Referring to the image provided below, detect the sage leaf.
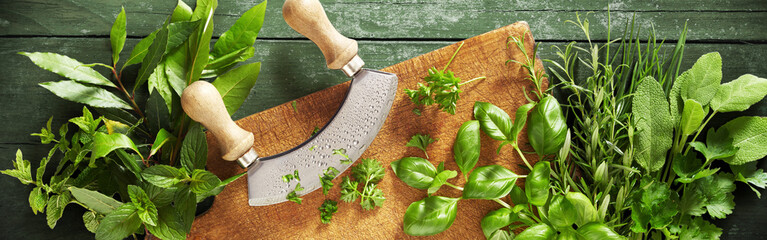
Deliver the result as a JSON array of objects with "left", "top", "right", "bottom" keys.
[
  {"left": 473, "top": 101, "right": 512, "bottom": 141},
  {"left": 577, "top": 222, "right": 626, "bottom": 240},
  {"left": 39, "top": 80, "right": 131, "bottom": 109},
  {"left": 212, "top": 0, "right": 266, "bottom": 58},
  {"left": 391, "top": 157, "right": 437, "bottom": 190},
  {"left": 142, "top": 165, "right": 185, "bottom": 188},
  {"left": 680, "top": 99, "right": 706, "bottom": 136},
  {"left": 127, "top": 185, "right": 158, "bottom": 226},
  {"left": 29, "top": 186, "right": 48, "bottom": 215},
  {"left": 427, "top": 170, "right": 457, "bottom": 195},
  {"left": 453, "top": 120, "right": 480, "bottom": 177},
  {"left": 83, "top": 211, "right": 100, "bottom": 233},
  {"left": 669, "top": 74, "right": 687, "bottom": 124},
  {"left": 19, "top": 52, "right": 115, "bottom": 88},
  {"left": 212, "top": 62, "right": 261, "bottom": 115},
  {"left": 46, "top": 193, "right": 71, "bottom": 229},
  {"left": 510, "top": 102, "right": 536, "bottom": 141},
  {"left": 170, "top": 0, "right": 193, "bottom": 23},
  {"left": 91, "top": 132, "right": 139, "bottom": 159},
  {"left": 721, "top": 116, "right": 767, "bottom": 165},
  {"left": 632, "top": 76, "right": 673, "bottom": 172},
  {"left": 181, "top": 124, "right": 208, "bottom": 173},
  {"left": 515, "top": 223, "right": 556, "bottom": 239},
  {"left": 463, "top": 165, "right": 519, "bottom": 199},
  {"left": 95, "top": 202, "right": 141, "bottom": 240},
  {"left": 189, "top": 169, "right": 221, "bottom": 194},
  {"left": 69, "top": 187, "right": 122, "bottom": 215},
  {"left": 110, "top": 7, "right": 127, "bottom": 64},
  {"left": 528, "top": 95, "right": 567, "bottom": 156},
  {"left": 134, "top": 23, "right": 169, "bottom": 93},
  {"left": 123, "top": 30, "right": 157, "bottom": 68},
  {"left": 481, "top": 208, "right": 518, "bottom": 238},
  {"left": 710, "top": 74, "right": 767, "bottom": 112},
  {"left": 525, "top": 161, "right": 550, "bottom": 206},
  {"left": 150, "top": 128, "right": 175, "bottom": 157},
  {"left": 146, "top": 206, "right": 187, "bottom": 240},
  {"left": 403, "top": 196, "right": 459, "bottom": 236},
  {"left": 680, "top": 52, "right": 722, "bottom": 106}
]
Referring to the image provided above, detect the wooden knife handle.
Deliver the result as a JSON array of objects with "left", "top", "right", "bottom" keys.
[
  {"left": 181, "top": 81, "right": 254, "bottom": 161},
  {"left": 283, "top": 0, "right": 358, "bottom": 70}
]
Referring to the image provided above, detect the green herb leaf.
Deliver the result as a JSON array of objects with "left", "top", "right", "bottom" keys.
[
  {"left": 680, "top": 52, "right": 722, "bottom": 106},
  {"left": 730, "top": 162, "right": 767, "bottom": 198},
  {"left": 39, "top": 81, "right": 131, "bottom": 109},
  {"left": 515, "top": 223, "right": 556, "bottom": 239},
  {"left": 1, "top": 149, "right": 33, "bottom": 184},
  {"left": 29, "top": 187, "right": 48, "bottom": 215},
  {"left": 488, "top": 230, "right": 513, "bottom": 240},
  {"left": 391, "top": 157, "right": 437, "bottom": 189},
  {"left": 83, "top": 211, "right": 100, "bottom": 233},
  {"left": 565, "top": 191, "right": 599, "bottom": 227},
  {"left": 360, "top": 184, "right": 385, "bottom": 210},
  {"left": 147, "top": 61, "right": 174, "bottom": 113},
  {"left": 680, "top": 99, "right": 706, "bottom": 136},
  {"left": 95, "top": 202, "right": 141, "bottom": 240},
  {"left": 69, "top": 187, "right": 122, "bottom": 215},
  {"left": 127, "top": 185, "right": 158, "bottom": 226},
  {"left": 510, "top": 102, "right": 536, "bottom": 141},
  {"left": 480, "top": 208, "right": 518, "bottom": 238},
  {"left": 453, "top": 120, "right": 480, "bottom": 177},
  {"left": 632, "top": 76, "right": 673, "bottom": 172},
  {"left": 189, "top": 169, "right": 221, "bottom": 194},
  {"left": 669, "top": 73, "right": 687, "bottom": 124},
  {"left": 110, "top": 7, "right": 127, "bottom": 64},
  {"left": 286, "top": 183, "right": 303, "bottom": 204},
  {"left": 680, "top": 217, "right": 722, "bottom": 240},
  {"left": 577, "top": 222, "right": 626, "bottom": 240},
  {"left": 134, "top": 22, "right": 169, "bottom": 93},
  {"left": 473, "top": 102, "right": 512, "bottom": 141},
  {"left": 528, "top": 95, "right": 567, "bottom": 156},
  {"left": 463, "top": 165, "right": 519, "bottom": 199},
  {"left": 166, "top": 21, "right": 199, "bottom": 55},
  {"left": 187, "top": 0, "right": 217, "bottom": 83},
  {"left": 672, "top": 152, "right": 704, "bottom": 180},
  {"left": 150, "top": 129, "right": 174, "bottom": 157},
  {"left": 403, "top": 196, "right": 459, "bottom": 236},
  {"left": 180, "top": 124, "right": 208, "bottom": 173},
  {"left": 406, "top": 133, "right": 436, "bottom": 158},
  {"left": 319, "top": 199, "right": 338, "bottom": 224},
  {"left": 630, "top": 177, "right": 679, "bottom": 232},
  {"left": 142, "top": 165, "right": 185, "bottom": 188},
  {"left": 211, "top": 0, "right": 266, "bottom": 58},
  {"left": 427, "top": 170, "right": 457, "bottom": 195},
  {"left": 339, "top": 176, "right": 359, "bottom": 202},
  {"left": 123, "top": 30, "right": 157, "bottom": 68},
  {"left": 351, "top": 158, "right": 385, "bottom": 184},
  {"left": 212, "top": 62, "right": 261, "bottom": 115},
  {"left": 710, "top": 74, "right": 767, "bottom": 112},
  {"left": 547, "top": 195, "right": 577, "bottom": 228},
  {"left": 19, "top": 52, "right": 115, "bottom": 88},
  {"left": 332, "top": 148, "right": 351, "bottom": 164},
  {"left": 509, "top": 185, "right": 527, "bottom": 205},
  {"left": 46, "top": 192, "right": 71, "bottom": 229},
  {"left": 688, "top": 173, "right": 736, "bottom": 219},
  {"left": 31, "top": 117, "right": 56, "bottom": 144},
  {"left": 146, "top": 206, "right": 187, "bottom": 240},
  {"left": 174, "top": 187, "right": 196, "bottom": 232},
  {"left": 320, "top": 167, "right": 340, "bottom": 195},
  {"left": 91, "top": 132, "right": 140, "bottom": 159},
  {"left": 525, "top": 161, "right": 551, "bottom": 206},
  {"left": 690, "top": 128, "right": 738, "bottom": 161},
  {"left": 721, "top": 116, "right": 767, "bottom": 165}
]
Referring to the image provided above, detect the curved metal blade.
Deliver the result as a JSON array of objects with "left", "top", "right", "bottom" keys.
[{"left": 247, "top": 69, "right": 398, "bottom": 206}]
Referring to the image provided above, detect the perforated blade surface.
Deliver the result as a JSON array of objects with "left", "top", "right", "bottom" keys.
[{"left": 247, "top": 69, "right": 398, "bottom": 206}]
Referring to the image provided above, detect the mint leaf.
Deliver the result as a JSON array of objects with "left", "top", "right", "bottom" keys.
[
  {"left": 19, "top": 52, "right": 115, "bottom": 88},
  {"left": 69, "top": 107, "right": 101, "bottom": 134},
  {"left": 174, "top": 187, "right": 196, "bottom": 232},
  {"left": 721, "top": 116, "right": 767, "bottom": 165},
  {"left": 189, "top": 169, "right": 221, "bottom": 194},
  {"left": 128, "top": 185, "right": 158, "bottom": 226},
  {"left": 29, "top": 187, "right": 48, "bottom": 215},
  {"left": 83, "top": 211, "right": 101, "bottom": 233},
  {"left": 142, "top": 165, "right": 185, "bottom": 188},
  {"left": 211, "top": 62, "right": 261, "bottom": 115},
  {"left": 1, "top": 149, "right": 33, "bottom": 184},
  {"left": 110, "top": 7, "right": 127, "bottom": 64},
  {"left": 633, "top": 76, "right": 673, "bottom": 172},
  {"left": 146, "top": 206, "right": 187, "bottom": 240},
  {"left": 406, "top": 133, "right": 436, "bottom": 158},
  {"left": 69, "top": 187, "right": 122, "bottom": 215},
  {"left": 710, "top": 74, "right": 767, "bottom": 112},
  {"left": 39, "top": 80, "right": 131, "bottom": 109},
  {"left": 31, "top": 117, "right": 56, "bottom": 144},
  {"left": 95, "top": 202, "right": 142, "bottom": 240},
  {"left": 180, "top": 124, "right": 207, "bottom": 173},
  {"left": 150, "top": 128, "right": 175, "bottom": 157},
  {"left": 92, "top": 132, "right": 140, "bottom": 160},
  {"left": 680, "top": 52, "right": 722, "bottom": 106},
  {"left": 46, "top": 192, "right": 72, "bottom": 229}
]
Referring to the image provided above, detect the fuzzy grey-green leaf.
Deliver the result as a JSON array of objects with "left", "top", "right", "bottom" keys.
[
  {"left": 633, "top": 76, "right": 673, "bottom": 172},
  {"left": 722, "top": 116, "right": 767, "bottom": 165},
  {"left": 39, "top": 80, "right": 131, "bottom": 109},
  {"left": 710, "top": 74, "right": 767, "bottom": 112},
  {"left": 20, "top": 52, "right": 115, "bottom": 88}
]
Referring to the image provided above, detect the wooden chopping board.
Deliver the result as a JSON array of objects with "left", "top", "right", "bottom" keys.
[{"left": 189, "top": 21, "right": 546, "bottom": 239}]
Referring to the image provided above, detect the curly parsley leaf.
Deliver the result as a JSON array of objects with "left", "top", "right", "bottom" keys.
[
  {"left": 361, "top": 184, "right": 385, "bottom": 210},
  {"left": 332, "top": 148, "right": 352, "bottom": 164},
  {"left": 352, "top": 158, "right": 385, "bottom": 184},
  {"left": 339, "top": 176, "right": 359, "bottom": 203},
  {"left": 406, "top": 133, "right": 436, "bottom": 159},
  {"left": 319, "top": 199, "right": 338, "bottom": 224},
  {"left": 320, "top": 167, "right": 340, "bottom": 195},
  {"left": 286, "top": 183, "right": 304, "bottom": 204}
]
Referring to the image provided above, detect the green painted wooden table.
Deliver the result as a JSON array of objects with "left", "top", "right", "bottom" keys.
[{"left": 1, "top": 0, "right": 765, "bottom": 239}]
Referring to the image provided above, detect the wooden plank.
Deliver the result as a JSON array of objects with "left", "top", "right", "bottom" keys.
[{"left": 1, "top": 0, "right": 766, "bottom": 41}]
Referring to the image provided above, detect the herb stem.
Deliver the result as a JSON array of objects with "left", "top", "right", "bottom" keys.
[
  {"left": 443, "top": 41, "right": 465, "bottom": 72},
  {"left": 112, "top": 65, "right": 145, "bottom": 119},
  {"left": 513, "top": 144, "right": 534, "bottom": 170},
  {"left": 445, "top": 182, "right": 463, "bottom": 191},
  {"left": 493, "top": 198, "right": 511, "bottom": 209},
  {"left": 458, "top": 76, "right": 486, "bottom": 86}
]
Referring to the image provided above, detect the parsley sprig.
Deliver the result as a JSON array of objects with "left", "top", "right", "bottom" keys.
[
  {"left": 318, "top": 199, "right": 339, "bottom": 224},
  {"left": 340, "top": 158, "right": 386, "bottom": 210}
]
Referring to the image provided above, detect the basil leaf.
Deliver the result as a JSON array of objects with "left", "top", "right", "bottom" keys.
[
  {"left": 528, "top": 95, "right": 567, "bottom": 156},
  {"left": 525, "top": 161, "right": 550, "bottom": 206},
  {"left": 390, "top": 157, "right": 437, "bottom": 190},
  {"left": 510, "top": 102, "right": 536, "bottom": 141},
  {"left": 127, "top": 185, "right": 158, "bottom": 226},
  {"left": 189, "top": 169, "right": 221, "bottom": 194},
  {"left": 710, "top": 74, "right": 767, "bottom": 112},
  {"left": 403, "top": 196, "right": 459, "bottom": 236},
  {"left": 46, "top": 193, "right": 71, "bottom": 229},
  {"left": 180, "top": 124, "right": 207, "bottom": 173},
  {"left": 69, "top": 187, "right": 122, "bottom": 215},
  {"left": 146, "top": 206, "right": 187, "bottom": 240},
  {"left": 463, "top": 165, "right": 519, "bottom": 199},
  {"left": 91, "top": 132, "right": 140, "bottom": 159},
  {"left": 95, "top": 202, "right": 142, "bottom": 240},
  {"left": 170, "top": 0, "right": 193, "bottom": 23},
  {"left": 669, "top": 72, "right": 687, "bottom": 124},
  {"left": 577, "top": 222, "right": 625, "bottom": 240},
  {"left": 427, "top": 170, "right": 457, "bottom": 195},
  {"left": 473, "top": 101, "right": 512, "bottom": 141},
  {"left": 123, "top": 30, "right": 157, "bottom": 68},
  {"left": 110, "top": 7, "right": 127, "bottom": 64},
  {"left": 19, "top": 52, "right": 115, "bottom": 88},
  {"left": 453, "top": 120, "right": 480, "bottom": 177},
  {"left": 514, "top": 223, "right": 555, "bottom": 240},
  {"left": 547, "top": 195, "right": 577, "bottom": 228},
  {"left": 212, "top": 0, "right": 266, "bottom": 58},
  {"left": 680, "top": 52, "right": 722, "bottom": 107},
  {"left": 134, "top": 22, "right": 169, "bottom": 93},
  {"left": 39, "top": 80, "right": 131, "bottom": 109},
  {"left": 481, "top": 208, "right": 518, "bottom": 238},
  {"left": 680, "top": 99, "right": 706, "bottom": 136},
  {"left": 564, "top": 192, "right": 598, "bottom": 227},
  {"left": 632, "top": 76, "right": 673, "bottom": 172},
  {"left": 509, "top": 185, "right": 527, "bottom": 205},
  {"left": 721, "top": 116, "right": 767, "bottom": 165},
  {"left": 142, "top": 165, "right": 185, "bottom": 188},
  {"left": 29, "top": 186, "right": 48, "bottom": 215},
  {"left": 211, "top": 62, "right": 261, "bottom": 115}
]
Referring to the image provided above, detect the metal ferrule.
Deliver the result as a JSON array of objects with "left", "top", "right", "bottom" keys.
[
  {"left": 340, "top": 54, "right": 365, "bottom": 77},
  {"left": 237, "top": 148, "right": 260, "bottom": 169}
]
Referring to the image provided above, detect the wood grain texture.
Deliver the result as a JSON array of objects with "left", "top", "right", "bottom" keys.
[
  {"left": 188, "top": 22, "right": 542, "bottom": 239},
  {"left": 2, "top": 0, "right": 766, "bottom": 41}
]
